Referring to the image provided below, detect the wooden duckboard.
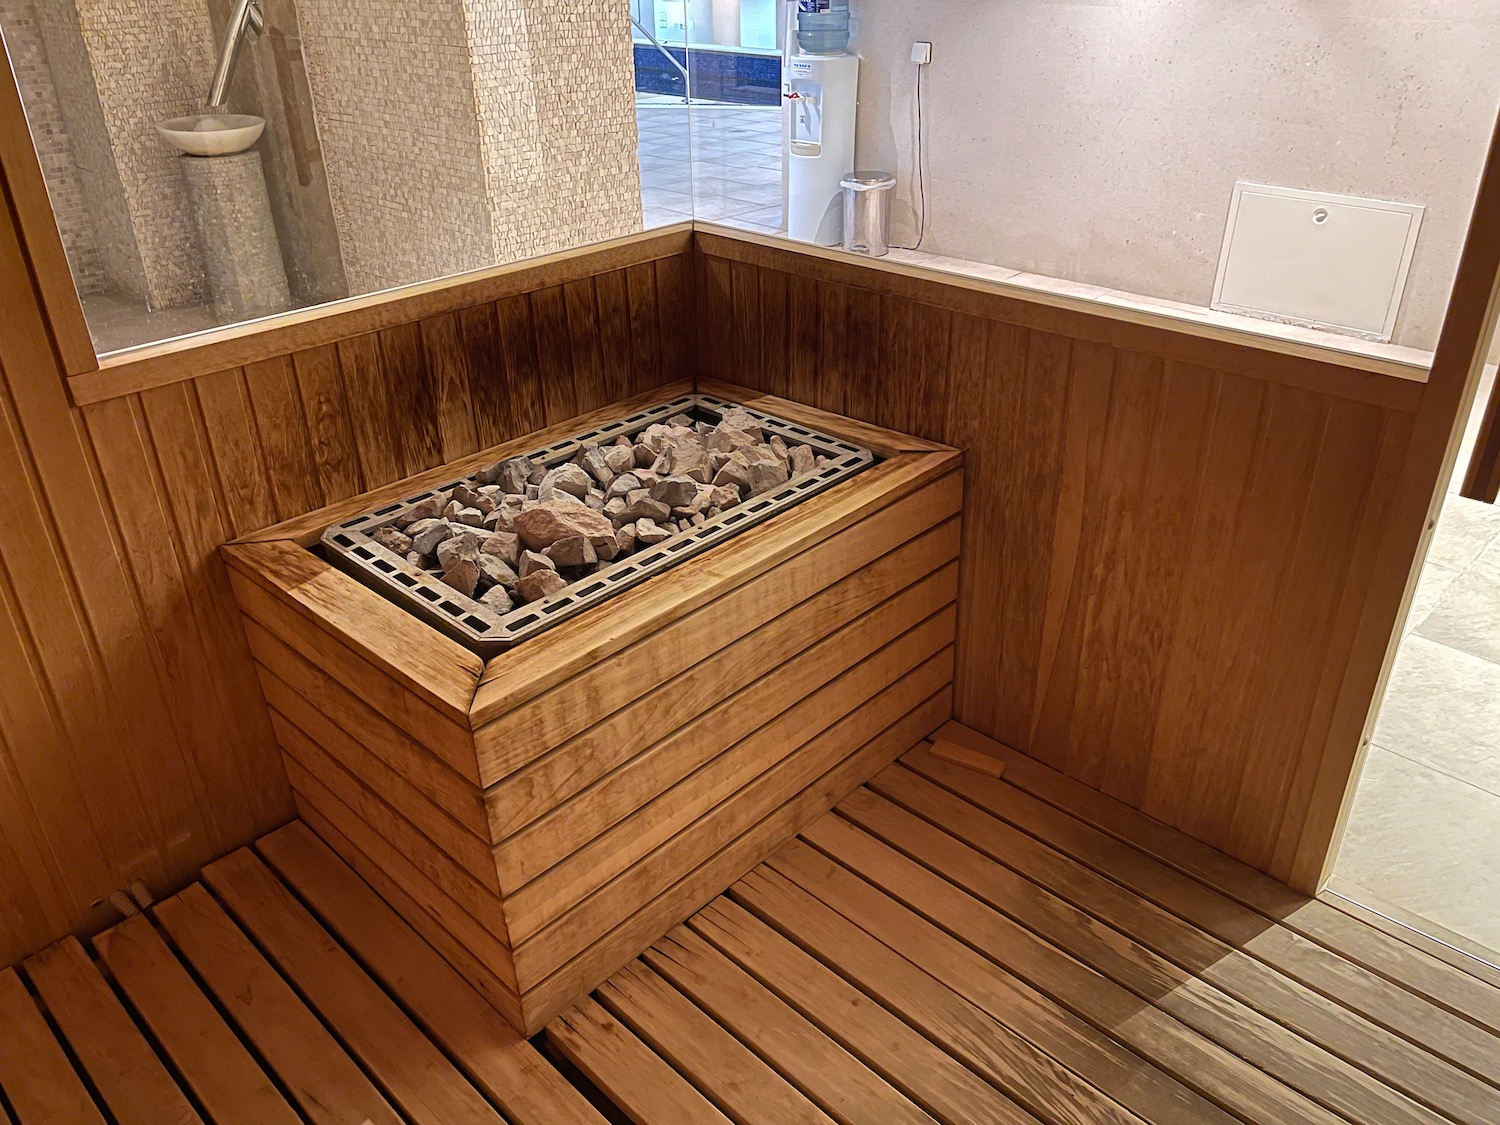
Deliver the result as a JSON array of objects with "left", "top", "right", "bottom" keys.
[{"left": 221, "top": 382, "right": 963, "bottom": 1033}]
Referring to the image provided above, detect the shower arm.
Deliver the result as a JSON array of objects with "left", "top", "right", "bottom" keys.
[{"left": 207, "top": 0, "right": 265, "bottom": 111}]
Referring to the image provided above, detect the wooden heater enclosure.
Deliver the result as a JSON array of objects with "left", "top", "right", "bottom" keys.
[{"left": 221, "top": 379, "right": 962, "bottom": 1033}]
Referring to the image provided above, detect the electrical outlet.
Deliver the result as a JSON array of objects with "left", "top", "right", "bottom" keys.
[{"left": 911, "top": 41, "right": 932, "bottom": 65}]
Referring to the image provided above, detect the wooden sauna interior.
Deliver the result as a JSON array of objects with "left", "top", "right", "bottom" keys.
[{"left": 5, "top": 45, "right": 1500, "bottom": 1122}]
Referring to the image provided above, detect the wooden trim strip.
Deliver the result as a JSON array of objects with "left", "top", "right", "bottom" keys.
[
  {"left": 695, "top": 230, "right": 1427, "bottom": 412},
  {"left": 697, "top": 378, "right": 952, "bottom": 455},
  {"left": 69, "top": 227, "right": 692, "bottom": 406},
  {"left": 223, "top": 539, "right": 483, "bottom": 721},
  {"left": 0, "top": 54, "right": 95, "bottom": 376}
]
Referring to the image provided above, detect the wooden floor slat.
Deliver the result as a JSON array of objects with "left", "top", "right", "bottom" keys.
[
  {"left": 642, "top": 926, "right": 942, "bottom": 1125},
  {"left": 878, "top": 756, "right": 1499, "bottom": 1118},
  {"left": 932, "top": 722, "right": 1500, "bottom": 1033},
  {"left": 548, "top": 995, "right": 733, "bottom": 1125},
  {"left": 202, "top": 847, "right": 506, "bottom": 1125},
  {"left": 153, "top": 883, "right": 403, "bottom": 1125},
  {"left": 8, "top": 723, "right": 1499, "bottom": 1125},
  {"left": 899, "top": 741, "right": 1500, "bottom": 1090},
  {"left": 0, "top": 966, "right": 108, "bottom": 1125},
  {"left": 93, "top": 914, "right": 302, "bottom": 1125},
  {"left": 550, "top": 728, "right": 1500, "bottom": 1125},
  {"left": 255, "top": 821, "right": 605, "bottom": 1125},
  {"left": 22, "top": 938, "right": 201, "bottom": 1125},
  {"left": 832, "top": 785, "right": 1454, "bottom": 1125},
  {"left": 596, "top": 961, "right": 838, "bottom": 1125}
]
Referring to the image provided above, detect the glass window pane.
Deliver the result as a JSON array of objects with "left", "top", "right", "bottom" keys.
[{"left": 1, "top": 0, "right": 690, "bottom": 355}]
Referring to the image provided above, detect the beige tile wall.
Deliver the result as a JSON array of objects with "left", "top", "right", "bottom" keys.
[
  {"left": 70, "top": 0, "right": 216, "bottom": 307},
  {"left": 1, "top": 0, "right": 104, "bottom": 292},
  {"left": 296, "top": 0, "right": 642, "bottom": 293}
]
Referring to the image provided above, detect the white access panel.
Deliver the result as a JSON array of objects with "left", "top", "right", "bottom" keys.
[{"left": 1211, "top": 182, "right": 1424, "bottom": 342}]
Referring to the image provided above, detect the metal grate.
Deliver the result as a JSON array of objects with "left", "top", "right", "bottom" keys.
[{"left": 320, "top": 394, "right": 878, "bottom": 655}]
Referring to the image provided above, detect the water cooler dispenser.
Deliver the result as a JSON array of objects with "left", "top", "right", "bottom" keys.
[{"left": 785, "top": 4, "right": 859, "bottom": 245}]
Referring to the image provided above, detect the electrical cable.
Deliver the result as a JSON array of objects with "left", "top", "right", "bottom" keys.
[{"left": 893, "top": 58, "right": 927, "bottom": 250}]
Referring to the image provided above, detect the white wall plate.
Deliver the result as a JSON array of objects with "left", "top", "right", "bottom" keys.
[{"left": 1211, "top": 182, "right": 1424, "bottom": 342}]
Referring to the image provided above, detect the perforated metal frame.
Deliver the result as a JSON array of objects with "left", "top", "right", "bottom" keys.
[{"left": 321, "top": 394, "right": 878, "bottom": 655}]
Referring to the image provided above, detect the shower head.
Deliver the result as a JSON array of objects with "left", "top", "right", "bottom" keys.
[{"left": 207, "top": 0, "right": 265, "bottom": 111}]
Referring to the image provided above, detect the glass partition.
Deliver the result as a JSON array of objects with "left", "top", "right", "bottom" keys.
[
  {"left": 1, "top": 0, "right": 691, "bottom": 355},
  {"left": 720, "top": 1, "right": 1500, "bottom": 356}
]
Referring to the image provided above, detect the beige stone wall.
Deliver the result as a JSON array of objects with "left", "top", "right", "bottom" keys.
[
  {"left": 1, "top": 0, "right": 104, "bottom": 292},
  {"left": 70, "top": 0, "right": 216, "bottom": 306},
  {"left": 297, "top": 0, "right": 642, "bottom": 294},
  {"left": 851, "top": 0, "right": 1500, "bottom": 349}
]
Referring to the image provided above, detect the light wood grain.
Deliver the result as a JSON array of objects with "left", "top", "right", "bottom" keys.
[
  {"left": 643, "top": 927, "right": 941, "bottom": 1125},
  {"left": 203, "top": 847, "right": 506, "bottom": 1125},
  {"left": 695, "top": 232, "right": 1435, "bottom": 887},
  {"left": 595, "top": 960, "right": 838, "bottom": 1125},
  {"left": 519, "top": 686, "right": 952, "bottom": 1031},
  {"left": 0, "top": 966, "right": 108, "bottom": 1125},
  {"left": 257, "top": 822, "right": 604, "bottom": 1125},
  {"left": 93, "top": 915, "right": 301, "bottom": 1125},
  {"left": 547, "top": 996, "right": 734, "bottom": 1125},
  {"left": 22, "top": 939, "right": 200, "bottom": 1125},
  {"left": 154, "top": 883, "right": 403, "bottom": 1125}
]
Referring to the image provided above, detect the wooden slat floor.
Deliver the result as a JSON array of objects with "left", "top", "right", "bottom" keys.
[
  {"left": 4, "top": 724, "right": 1500, "bottom": 1125},
  {"left": 549, "top": 725, "right": 1500, "bottom": 1125},
  {"left": 0, "top": 821, "right": 607, "bottom": 1125}
]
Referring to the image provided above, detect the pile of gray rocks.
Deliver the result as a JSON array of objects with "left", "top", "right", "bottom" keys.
[{"left": 368, "top": 408, "right": 827, "bottom": 614}]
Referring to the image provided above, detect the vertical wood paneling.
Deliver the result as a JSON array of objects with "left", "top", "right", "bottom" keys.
[
  {"left": 336, "top": 333, "right": 406, "bottom": 487},
  {"left": 532, "top": 286, "right": 582, "bottom": 424},
  {"left": 563, "top": 279, "right": 610, "bottom": 414},
  {"left": 195, "top": 370, "right": 279, "bottom": 538},
  {"left": 378, "top": 322, "right": 444, "bottom": 475},
  {"left": 694, "top": 246, "right": 1418, "bottom": 879},
  {"left": 242, "top": 356, "right": 325, "bottom": 520},
  {"left": 594, "top": 270, "right": 635, "bottom": 403},
  {"left": 291, "top": 346, "right": 365, "bottom": 505},
  {"left": 0, "top": 230, "right": 694, "bottom": 967},
  {"left": 418, "top": 314, "right": 481, "bottom": 465},
  {"left": 624, "top": 264, "right": 663, "bottom": 395}
]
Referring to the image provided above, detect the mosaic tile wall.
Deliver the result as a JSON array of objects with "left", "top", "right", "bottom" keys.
[
  {"left": 70, "top": 0, "right": 217, "bottom": 308},
  {"left": 296, "top": 0, "right": 642, "bottom": 293},
  {"left": 1, "top": 0, "right": 104, "bottom": 291}
]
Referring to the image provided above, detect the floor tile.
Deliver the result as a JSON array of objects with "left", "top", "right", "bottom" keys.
[
  {"left": 1335, "top": 744, "right": 1500, "bottom": 950},
  {"left": 1425, "top": 493, "right": 1500, "bottom": 572},
  {"left": 1402, "top": 561, "right": 1461, "bottom": 636},
  {"left": 1416, "top": 533, "right": 1500, "bottom": 664},
  {"left": 1370, "top": 633, "right": 1500, "bottom": 795}
]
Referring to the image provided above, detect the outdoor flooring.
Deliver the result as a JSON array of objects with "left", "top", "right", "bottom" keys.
[{"left": 1336, "top": 362, "right": 1500, "bottom": 961}]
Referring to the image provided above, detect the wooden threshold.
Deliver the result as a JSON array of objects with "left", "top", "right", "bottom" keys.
[{"left": 548, "top": 725, "right": 1500, "bottom": 1125}]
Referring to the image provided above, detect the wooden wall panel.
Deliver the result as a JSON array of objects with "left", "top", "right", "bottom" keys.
[
  {"left": 694, "top": 235, "right": 1418, "bottom": 880},
  {"left": 0, "top": 143, "right": 693, "bottom": 967}
]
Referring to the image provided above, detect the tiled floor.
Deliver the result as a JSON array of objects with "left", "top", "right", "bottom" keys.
[
  {"left": 637, "top": 93, "right": 784, "bottom": 232},
  {"left": 1336, "top": 363, "right": 1500, "bottom": 958}
]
